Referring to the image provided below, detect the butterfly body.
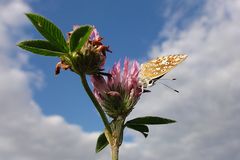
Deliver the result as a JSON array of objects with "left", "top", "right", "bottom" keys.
[{"left": 139, "top": 54, "right": 188, "bottom": 88}]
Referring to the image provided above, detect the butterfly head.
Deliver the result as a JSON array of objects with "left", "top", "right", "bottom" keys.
[
  {"left": 139, "top": 74, "right": 164, "bottom": 89},
  {"left": 139, "top": 76, "right": 155, "bottom": 88}
]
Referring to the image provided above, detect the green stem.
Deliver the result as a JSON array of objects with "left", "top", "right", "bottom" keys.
[
  {"left": 111, "top": 116, "right": 125, "bottom": 160},
  {"left": 111, "top": 145, "right": 119, "bottom": 160},
  {"left": 80, "top": 73, "right": 112, "bottom": 134}
]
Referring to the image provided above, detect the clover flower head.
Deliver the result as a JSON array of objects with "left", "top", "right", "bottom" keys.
[{"left": 91, "top": 58, "right": 142, "bottom": 118}]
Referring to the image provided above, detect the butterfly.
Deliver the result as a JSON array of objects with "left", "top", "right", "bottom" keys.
[{"left": 139, "top": 54, "right": 188, "bottom": 90}]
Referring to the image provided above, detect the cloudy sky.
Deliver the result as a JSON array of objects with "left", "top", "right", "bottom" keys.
[{"left": 0, "top": 0, "right": 240, "bottom": 160}]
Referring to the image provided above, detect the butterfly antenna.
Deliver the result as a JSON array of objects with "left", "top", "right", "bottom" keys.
[
  {"left": 159, "top": 82, "right": 179, "bottom": 93},
  {"left": 160, "top": 78, "right": 176, "bottom": 81}
]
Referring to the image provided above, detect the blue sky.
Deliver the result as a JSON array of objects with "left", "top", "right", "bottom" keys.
[
  {"left": 1, "top": 0, "right": 240, "bottom": 160},
  {"left": 25, "top": 0, "right": 203, "bottom": 131}
]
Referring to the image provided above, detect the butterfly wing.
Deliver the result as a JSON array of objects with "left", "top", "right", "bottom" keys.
[{"left": 139, "top": 54, "right": 188, "bottom": 87}]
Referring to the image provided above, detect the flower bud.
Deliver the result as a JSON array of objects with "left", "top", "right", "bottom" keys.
[{"left": 55, "top": 26, "right": 111, "bottom": 75}]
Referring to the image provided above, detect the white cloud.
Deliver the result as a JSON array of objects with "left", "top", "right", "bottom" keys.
[
  {"left": 119, "top": 0, "right": 240, "bottom": 160},
  {"left": 0, "top": 1, "right": 107, "bottom": 160}
]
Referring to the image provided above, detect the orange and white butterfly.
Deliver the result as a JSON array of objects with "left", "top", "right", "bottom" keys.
[{"left": 139, "top": 54, "right": 188, "bottom": 89}]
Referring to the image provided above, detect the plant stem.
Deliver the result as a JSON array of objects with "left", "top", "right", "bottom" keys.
[
  {"left": 80, "top": 73, "right": 112, "bottom": 134},
  {"left": 110, "top": 116, "right": 125, "bottom": 160},
  {"left": 111, "top": 145, "right": 119, "bottom": 160}
]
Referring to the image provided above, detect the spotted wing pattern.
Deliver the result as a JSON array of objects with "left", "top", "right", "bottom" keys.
[{"left": 139, "top": 54, "right": 188, "bottom": 88}]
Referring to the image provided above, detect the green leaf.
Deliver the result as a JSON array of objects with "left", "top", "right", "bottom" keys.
[
  {"left": 95, "top": 132, "right": 109, "bottom": 153},
  {"left": 126, "top": 124, "right": 149, "bottom": 138},
  {"left": 126, "top": 116, "right": 176, "bottom": 125},
  {"left": 69, "top": 25, "right": 93, "bottom": 52},
  {"left": 25, "top": 13, "right": 68, "bottom": 52},
  {"left": 17, "top": 40, "right": 65, "bottom": 57}
]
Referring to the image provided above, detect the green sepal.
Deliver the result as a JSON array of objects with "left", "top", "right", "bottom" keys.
[
  {"left": 25, "top": 13, "right": 68, "bottom": 52},
  {"left": 126, "top": 116, "right": 176, "bottom": 125},
  {"left": 95, "top": 132, "right": 109, "bottom": 153},
  {"left": 69, "top": 25, "right": 93, "bottom": 52},
  {"left": 125, "top": 124, "right": 149, "bottom": 138},
  {"left": 17, "top": 40, "right": 65, "bottom": 57}
]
